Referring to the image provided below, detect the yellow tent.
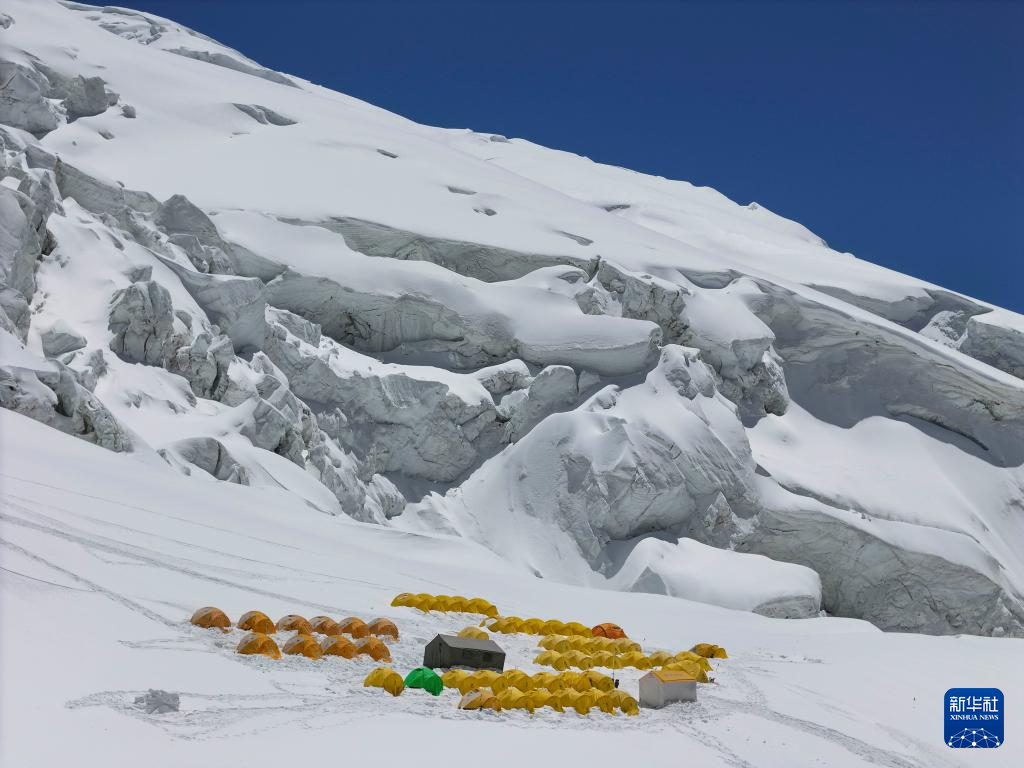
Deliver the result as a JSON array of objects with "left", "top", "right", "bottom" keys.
[
  {"left": 431, "top": 595, "right": 454, "bottom": 611},
  {"left": 465, "top": 598, "right": 499, "bottom": 617},
  {"left": 609, "top": 638, "right": 641, "bottom": 653},
  {"left": 190, "top": 606, "right": 230, "bottom": 631},
  {"left": 539, "top": 620, "right": 566, "bottom": 636},
  {"left": 366, "top": 617, "right": 399, "bottom": 640},
  {"left": 442, "top": 669, "right": 471, "bottom": 689},
  {"left": 465, "top": 670, "right": 500, "bottom": 692},
  {"left": 236, "top": 610, "right": 274, "bottom": 634},
  {"left": 458, "top": 688, "right": 499, "bottom": 711},
  {"left": 390, "top": 593, "right": 416, "bottom": 608},
  {"left": 339, "top": 617, "right": 369, "bottom": 638},
  {"left": 557, "top": 689, "right": 596, "bottom": 715},
  {"left": 529, "top": 672, "right": 558, "bottom": 691},
  {"left": 691, "top": 643, "right": 729, "bottom": 659},
  {"left": 584, "top": 671, "right": 615, "bottom": 692},
  {"left": 664, "top": 660, "right": 709, "bottom": 683},
  {"left": 236, "top": 631, "right": 281, "bottom": 659},
  {"left": 673, "top": 651, "right": 713, "bottom": 672},
  {"left": 355, "top": 637, "right": 391, "bottom": 662},
  {"left": 445, "top": 596, "right": 468, "bottom": 612},
  {"left": 619, "top": 652, "right": 651, "bottom": 669},
  {"left": 282, "top": 634, "right": 323, "bottom": 660},
  {"left": 600, "top": 690, "right": 639, "bottom": 716},
  {"left": 537, "top": 635, "right": 559, "bottom": 650},
  {"left": 524, "top": 689, "right": 553, "bottom": 712},
  {"left": 589, "top": 651, "right": 617, "bottom": 669},
  {"left": 457, "top": 626, "right": 489, "bottom": 640},
  {"left": 569, "top": 674, "right": 593, "bottom": 693},
  {"left": 319, "top": 635, "right": 357, "bottom": 658},
  {"left": 505, "top": 670, "right": 532, "bottom": 692},
  {"left": 550, "top": 637, "right": 575, "bottom": 653},
  {"left": 563, "top": 622, "right": 591, "bottom": 636},
  {"left": 520, "top": 618, "right": 545, "bottom": 635},
  {"left": 276, "top": 614, "right": 313, "bottom": 635},
  {"left": 561, "top": 650, "right": 594, "bottom": 670},
  {"left": 310, "top": 616, "right": 342, "bottom": 636},
  {"left": 412, "top": 593, "right": 434, "bottom": 610},
  {"left": 496, "top": 688, "right": 529, "bottom": 711},
  {"left": 363, "top": 667, "right": 404, "bottom": 696},
  {"left": 534, "top": 650, "right": 562, "bottom": 668},
  {"left": 647, "top": 650, "right": 675, "bottom": 666}
]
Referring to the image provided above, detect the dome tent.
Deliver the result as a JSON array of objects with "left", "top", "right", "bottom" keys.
[
  {"left": 673, "top": 651, "right": 713, "bottom": 672},
  {"left": 237, "top": 610, "right": 274, "bottom": 633},
  {"left": 367, "top": 618, "right": 399, "bottom": 640},
  {"left": 364, "top": 667, "right": 404, "bottom": 696},
  {"left": 319, "top": 635, "right": 357, "bottom": 658},
  {"left": 458, "top": 689, "right": 500, "bottom": 711},
  {"left": 405, "top": 667, "right": 444, "bottom": 696},
  {"left": 190, "top": 606, "right": 230, "bottom": 630},
  {"left": 339, "top": 617, "right": 369, "bottom": 638},
  {"left": 276, "top": 615, "right": 313, "bottom": 635},
  {"left": 691, "top": 643, "right": 729, "bottom": 659},
  {"left": 236, "top": 632, "right": 281, "bottom": 659},
  {"left": 592, "top": 623, "right": 627, "bottom": 639},
  {"left": 356, "top": 636, "right": 392, "bottom": 662},
  {"left": 457, "top": 626, "right": 489, "bottom": 640},
  {"left": 442, "top": 669, "right": 471, "bottom": 689},
  {"left": 283, "top": 633, "right": 323, "bottom": 660},
  {"left": 310, "top": 616, "right": 342, "bottom": 636}
]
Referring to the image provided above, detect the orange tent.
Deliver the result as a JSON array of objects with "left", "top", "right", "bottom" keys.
[
  {"left": 310, "top": 616, "right": 342, "bottom": 636},
  {"left": 283, "top": 633, "right": 323, "bottom": 660},
  {"left": 319, "top": 635, "right": 357, "bottom": 658},
  {"left": 367, "top": 618, "right": 399, "bottom": 640},
  {"left": 236, "top": 632, "right": 281, "bottom": 659},
  {"left": 356, "top": 636, "right": 392, "bottom": 662},
  {"left": 237, "top": 610, "right": 275, "bottom": 634},
  {"left": 276, "top": 615, "right": 313, "bottom": 635},
  {"left": 190, "top": 606, "right": 230, "bottom": 630},
  {"left": 592, "top": 623, "right": 627, "bottom": 639},
  {"left": 339, "top": 617, "right": 370, "bottom": 638}
]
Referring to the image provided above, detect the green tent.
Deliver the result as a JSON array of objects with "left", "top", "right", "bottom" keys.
[{"left": 404, "top": 667, "right": 444, "bottom": 696}]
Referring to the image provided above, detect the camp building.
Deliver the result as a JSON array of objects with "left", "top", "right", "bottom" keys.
[
  {"left": 423, "top": 634, "right": 505, "bottom": 671},
  {"left": 638, "top": 669, "right": 697, "bottom": 708}
]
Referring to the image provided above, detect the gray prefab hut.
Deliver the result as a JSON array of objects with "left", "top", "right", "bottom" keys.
[
  {"left": 638, "top": 669, "right": 697, "bottom": 708},
  {"left": 423, "top": 634, "right": 505, "bottom": 671}
]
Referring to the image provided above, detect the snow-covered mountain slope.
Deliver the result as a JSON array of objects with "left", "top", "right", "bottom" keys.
[
  {"left": 3, "top": 408, "right": 1018, "bottom": 768},
  {"left": 2, "top": 0, "right": 1024, "bottom": 651}
]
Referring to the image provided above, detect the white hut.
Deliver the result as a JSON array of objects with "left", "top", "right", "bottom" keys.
[{"left": 638, "top": 669, "right": 697, "bottom": 708}]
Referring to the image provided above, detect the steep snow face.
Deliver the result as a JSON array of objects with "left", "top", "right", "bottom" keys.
[{"left": 2, "top": 0, "right": 1024, "bottom": 638}]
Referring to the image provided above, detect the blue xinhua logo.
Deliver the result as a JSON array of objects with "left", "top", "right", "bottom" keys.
[{"left": 944, "top": 688, "right": 1003, "bottom": 748}]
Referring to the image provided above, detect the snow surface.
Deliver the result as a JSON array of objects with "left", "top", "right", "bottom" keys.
[{"left": 3, "top": 409, "right": 1021, "bottom": 768}]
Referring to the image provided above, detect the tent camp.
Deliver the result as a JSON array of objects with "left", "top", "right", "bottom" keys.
[
  {"left": 638, "top": 670, "right": 697, "bottom": 708},
  {"left": 424, "top": 634, "right": 505, "bottom": 671}
]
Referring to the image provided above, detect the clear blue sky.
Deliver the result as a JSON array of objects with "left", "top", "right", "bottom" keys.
[{"left": 131, "top": 0, "right": 1023, "bottom": 312}]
